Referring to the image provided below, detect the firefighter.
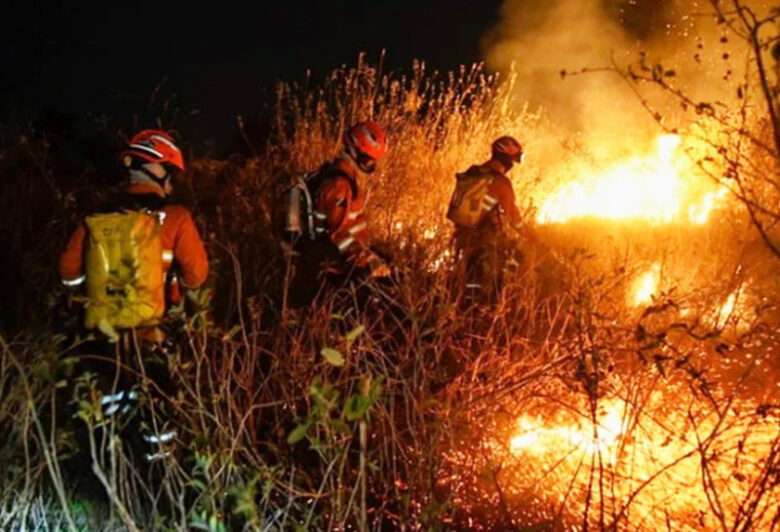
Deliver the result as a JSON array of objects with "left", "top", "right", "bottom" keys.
[
  {"left": 447, "top": 135, "right": 531, "bottom": 302},
  {"left": 287, "top": 121, "right": 391, "bottom": 306},
  {"left": 59, "top": 129, "right": 208, "bottom": 462}
]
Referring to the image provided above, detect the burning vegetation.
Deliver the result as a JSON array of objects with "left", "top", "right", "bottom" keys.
[{"left": 1, "top": 1, "right": 780, "bottom": 530}]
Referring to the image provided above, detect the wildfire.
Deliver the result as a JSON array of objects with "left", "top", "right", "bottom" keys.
[{"left": 536, "top": 135, "right": 728, "bottom": 225}]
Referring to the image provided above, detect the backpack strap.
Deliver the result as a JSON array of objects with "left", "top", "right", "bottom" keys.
[{"left": 295, "top": 173, "right": 317, "bottom": 240}]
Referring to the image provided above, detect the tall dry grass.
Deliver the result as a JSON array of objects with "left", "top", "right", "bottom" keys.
[{"left": 0, "top": 55, "right": 779, "bottom": 531}]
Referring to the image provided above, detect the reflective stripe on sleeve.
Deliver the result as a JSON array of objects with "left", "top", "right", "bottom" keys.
[
  {"left": 162, "top": 250, "right": 174, "bottom": 263},
  {"left": 482, "top": 195, "right": 498, "bottom": 211},
  {"left": 348, "top": 222, "right": 367, "bottom": 235},
  {"left": 62, "top": 275, "right": 86, "bottom": 287},
  {"left": 313, "top": 211, "right": 327, "bottom": 220},
  {"left": 337, "top": 237, "right": 355, "bottom": 252}
]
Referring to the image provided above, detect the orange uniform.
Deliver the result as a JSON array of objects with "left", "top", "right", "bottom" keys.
[
  {"left": 453, "top": 159, "right": 523, "bottom": 235},
  {"left": 59, "top": 183, "right": 209, "bottom": 291},
  {"left": 480, "top": 161, "right": 522, "bottom": 231},
  {"left": 452, "top": 159, "right": 526, "bottom": 300},
  {"left": 312, "top": 158, "right": 372, "bottom": 267},
  {"left": 288, "top": 158, "right": 381, "bottom": 306}
]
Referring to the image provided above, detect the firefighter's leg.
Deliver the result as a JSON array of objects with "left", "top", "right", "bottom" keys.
[
  {"left": 75, "top": 337, "right": 140, "bottom": 424},
  {"left": 480, "top": 242, "right": 503, "bottom": 304},
  {"left": 68, "top": 336, "right": 142, "bottom": 493},
  {"left": 289, "top": 239, "right": 334, "bottom": 307},
  {"left": 463, "top": 246, "right": 483, "bottom": 305},
  {"left": 128, "top": 329, "right": 180, "bottom": 464}
]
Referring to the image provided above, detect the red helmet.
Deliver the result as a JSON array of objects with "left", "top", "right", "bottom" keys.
[
  {"left": 491, "top": 135, "right": 524, "bottom": 163},
  {"left": 344, "top": 121, "right": 388, "bottom": 173},
  {"left": 122, "top": 129, "right": 185, "bottom": 172}
]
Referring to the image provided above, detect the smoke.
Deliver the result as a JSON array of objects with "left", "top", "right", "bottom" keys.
[{"left": 482, "top": 0, "right": 774, "bottom": 172}]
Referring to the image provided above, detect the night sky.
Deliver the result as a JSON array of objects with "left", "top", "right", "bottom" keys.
[{"left": 2, "top": 1, "right": 502, "bottom": 152}]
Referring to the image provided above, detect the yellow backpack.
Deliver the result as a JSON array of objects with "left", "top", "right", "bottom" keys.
[
  {"left": 446, "top": 171, "right": 494, "bottom": 228},
  {"left": 84, "top": 210, "right": 166, "bottom": 330}
]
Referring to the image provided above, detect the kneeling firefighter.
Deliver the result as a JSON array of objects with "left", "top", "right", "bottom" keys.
[
  {"left": 59, "top": 129, "right": 209, "bottom": 462},
  {"left": 447, "top": 135, "right": 532, "bottom": 302},
  {"left": 282, "top": 121, "right": 391, "bottom": 306}
]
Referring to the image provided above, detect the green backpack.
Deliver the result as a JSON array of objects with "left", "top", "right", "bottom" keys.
[
  {"left": 83, "top": 210, "right": 166, "bottom": 330},
  {"left": 447, "top": 171, "right": 495, "bottom": 228}
]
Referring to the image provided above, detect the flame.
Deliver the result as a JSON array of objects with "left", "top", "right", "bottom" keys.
[
  {"left": 536, "top": 135, "right": 728, "bottom": 225},
  {"left": 510, "top": 400, "right": 625, "bottom": 458},
  {"left": 630, "top": 262, "right": 661, "bottom": 307},
  {"left": 717, "top": 290, "right": 738, "bottom": 325},
  {"left": 711, "top": 284, "right": 755, "bottom": 330},
  {"left": 688, "top": 186, "right": 729, "bottom": 225}
]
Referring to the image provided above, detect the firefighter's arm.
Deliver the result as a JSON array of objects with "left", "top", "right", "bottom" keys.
[
  {"left": 321, "top": 180, "right": 388, "bottom": 276},
  {"left": 319, "top": 178, "right": 350, "bottom": 236},
  {"left": 493, "top": 178, "right": 523, "bottom": 227},
  {"left": 59, "top": 224, "right": 87, "bottom": 287},
  {"left": 493, "top": 178, "right": 538, "bottom": 241},
  {"left": 320, "top": 179, "right": 364, "bottom": 257},
  {"left": 172, "top": 210, "right": 209, "bottom": 289}
]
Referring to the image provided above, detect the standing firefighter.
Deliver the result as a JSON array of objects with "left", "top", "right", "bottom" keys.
[
  {"left": 447, "top": 135, "right": 529, "bottom": 302},
  {"left": 59, "top": 129, "right": 208, "bottom": 462},
  {"left": 284, "top": 121, "right": 391, "bottom": 306}
]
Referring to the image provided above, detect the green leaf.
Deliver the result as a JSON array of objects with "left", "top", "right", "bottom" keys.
[
  {"left": 345, "top": 324, "right": 365, "bottom": 344},
  {"left": 287, "top": 422, "right": 310, "bottom": 444},
  {"left": 346, "top": 377, "right": 383, "bottom": 421},
  {"left": 321, "top": 347, "right": 345, "bottom": 367},
  {"left": 188, "top": 478, "right": 207, "bottom": 492},
  {"left": 343, "top": 394, "right": 371, "bottom": 421},
  {"left": 222, "top": 325, "right": 243, "bottom": 341}
]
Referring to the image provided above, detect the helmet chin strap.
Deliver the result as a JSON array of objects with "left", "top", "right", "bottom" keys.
[{"left": 339, "top": 149, "right": 361, "bottom": 174}]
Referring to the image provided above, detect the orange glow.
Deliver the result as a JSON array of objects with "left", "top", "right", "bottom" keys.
[
  {"left": 510, "top": 399, "right": 625, "bottom": 457},
  {"left": 710, "top": 284, "right": 755, "bottom": 330},
  {"left": 629, "top": 262, "right": 661, "bottom": 307},
  {"left": 498, "top": 393, "right": 780, "bottom": 529},
  {"left": 688, "top": 186, "right": 729, "bottom": 225},
  {"left": 436, "top": 390, "right": 780, "bottom": 529}
]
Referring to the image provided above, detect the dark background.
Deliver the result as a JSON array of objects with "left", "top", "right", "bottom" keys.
[{"left": 1, "top": 0, "right": 503, "bottom": 153}]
